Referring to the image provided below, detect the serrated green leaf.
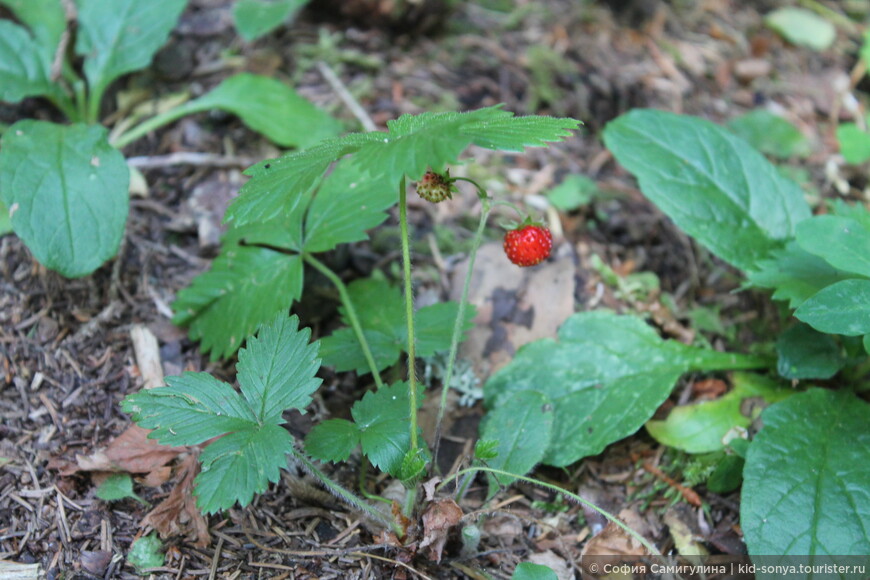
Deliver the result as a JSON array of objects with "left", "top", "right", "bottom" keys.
[
  {"left": 646, "top": 373, "right": 792, "bottom": 453},
  {"left": 0, "top": 20, "right": 56, "bottom": 103},
  {"left": 128, "top": 534, "right": 163, "bottom": 573},
  {"left": 122, "top": 372, "right": 258, "bottom": 446},
  {"left": 95, "top": 473, "right": 146, "bottom": 504},
  {"left": 305, "top": 419, "right": 360, "bottom": 463},
  {"left": 0, "top": 121, "right": 129, "bottom": 277},
  {"left": 194, "top": 422, "right": 294, "bottom": 514},
  {"left": 795, "top": 279, "right": 870, "bottom": 336},
  {"left": 177, "top": 73, "right": 341, "bottom": 148},
  {"left": 237, "top": 314, "right": 321, "bottom": 423},
  {"left": 480, "top": 390, "right": 553, "bottom": 494},
  {"left": 172, "top": 245, "right": 303, "bottom": 360},
  {"left": 512, "top": 562, "right": 558, "bottom": 580},
  {"left": 746, "top": 241, "right": 853, "bottom": 309},
  {"left": 319, "top": 276, "right": 474, "bottom": 373},
  {"left": 776, "top": 323, "right": 845, "bottom": 380},
  {"left": 76, "top": 0, "right": 188, "bottom": 98},
  {"left": 0, "top": 0, "right": 66, "bottom": 73},
  {"left": 232, "top": 0, "right": 307, "bottom": 42},
  {"left": 836, "top": 123, "right": 870, "bottom": 165},
  {"left": 742, "top": 389, "right": 870, "bottom": 570},
  {"left": 604, "top": 109, "right": 811, "bottom": 272},
  {"left": 352, "top": 382, "right": 412, "bottom": 476},
  {"left": 796, "top": 215, "right": 870, "bottom": 278},
  {"left": 727, "top": 109, "right": 811, "bottom": 159},
  {"left": 226, "top": 107, "right": 578, "bottom": 228},
  {"left": 484, "top": 311, "right": 768, "bottom": 467},
  {"left": 303, "top": 159, "right": 395, "bottom": 253},
  {"left": 765, "top": 7, "right": 836, "bottom": 51}
]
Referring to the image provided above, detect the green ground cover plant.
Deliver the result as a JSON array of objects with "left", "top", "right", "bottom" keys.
[{"left": 0, "top": 0, "right": 339, "bottom": 277}]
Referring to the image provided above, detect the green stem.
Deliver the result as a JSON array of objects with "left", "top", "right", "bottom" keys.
[
  {"left": 86, "top": 82, "right": 105, "bottom": 125},
  {"left": 111, "top": 101, "right": 194, "bottom": 149},
  {"left": 432, "top": 180, "right": 491, "bottom": 469},
  {"left": 304, "top": 253, "right": 385, "bottom": 390},
  {"left": 292, "top": 448, "right": 397, "bottom": 532},
  {"left": 399, "top": 176, "right": 419, "bottom": 452},
  {"left": 46, "top": 93, "right": 79, "bottom": 123},
  {"left": 442, "top": 467, "right": 663, "bottom": 559}
]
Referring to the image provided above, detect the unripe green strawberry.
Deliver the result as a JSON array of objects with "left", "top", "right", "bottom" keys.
[
  {"left": 503, "top": 224, "right": 552, "bottom": 267},
  {"left": 416, "top": 170, "right": 454, "bottom": 203}
]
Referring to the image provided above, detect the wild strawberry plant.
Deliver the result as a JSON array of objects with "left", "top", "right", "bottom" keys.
[{"left": 0, "top": 0, "right": 339, "bottom": 277}]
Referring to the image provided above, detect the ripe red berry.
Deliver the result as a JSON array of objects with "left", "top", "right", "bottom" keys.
[
  {"left": 416, "top": 170, "right": 454, "bottom": 203},
  {"left": 503, "top": 224, "right": 553, "bottom": 267}
]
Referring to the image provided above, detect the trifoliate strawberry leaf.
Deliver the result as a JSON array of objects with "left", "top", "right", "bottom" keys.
[
  {"left": 193, "top": 423, "right": 294, "bottom": 514},
  {"left": 236, "top": 314, "right": 321, "bottom": 423},
  {"left": 225, "top": 107, "right": 579, "bottom": 228},
  {"left": 319, "top": 276, "right": 476, "bottom": 373},
  {"left": 305, "top": 419, "right": 360, "bottom": 463},
  {"left": 352, "top": 382, "right": 413, "bottom": 476},
  {"left": 172, "top": 245, "right": 303, "bottom": 360},
  {"left": 123, "top": 313, "right": 322, "bottom": 514},
  {"left": 303, "top": 159, "right": 396, "bottom": 253}
]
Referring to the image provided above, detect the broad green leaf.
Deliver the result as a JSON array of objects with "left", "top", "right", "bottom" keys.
[
  {"left": 646, "top": 373, "right": 792, "bottom": 453},
  {"left": 0, "top": 20, "right": 56, "bottom": 102},
  {"left": 765, "top": 7, "right": 836, "bottom": 51},
  {"left": 0, "top": 0, "right": 66, "bottom": 71},
  {"left": 742, "top": 389, "right": 870, "bottom": 569},
  {"left": 303, "top": 159, "right": 395, "bottom": 253},
  {"left": 480, "top": 390, "right": 553, "bottom": 494},
  {"left": 172, "top": 245, "right": 303, "bottom": 360},
  {"left": 178, "top": 73, "right": 341, "bottom": 149},
  {"left": 795, "top": 279, "right": 870, "bottom": 336},
  {"left": 305, "top": 419, "right": 360, "bottom": 463},
  {"left": 95, "top": 473, "right": 146, "bottom": 504},
  {"left": 237, "top": 314, "right": 321, "bottom": 423},
  {"left": 746, "top": 241, "right": 853, "bottom": 309},
  {"left": 320, "top": 276, "right": 475, "bottom": 373},
  {"left": 512, "top": 562, "right": 558, "bottom": 580},
  {"left": 0, "top": 121, "right": 129, "bottom": 278},
  {"left": 727, "top": 110, "right": 810, "bottom": 159},
  {"left": 194, "top": 422, "right": 294, "bottom": 514},
  {"left": 128, "top": 534, "right": 163, "bottom": 573},
  {"left": 776, "top": 323, "right": 844, "bottom": 380},
  {"left": 122, "top": 372, "right": 258, "bottom": 445},
  {"left": 76, "top": 0, "right": 188, "bottom": 97},
  {"left": 485, "top": 311, "right": 768, "bottom": 467},
  {"left": 836, "top": 123, "right": 870, "bottom": 165},
  {"left": 796, "top": 215, "right": 870, "bottom": 278},
  {"left": 706, "top": 454, "right": 744, "bottom": 494},
  {"left": 352, "top": 382, "right": 412, "bottom": 475},
  {"left": 603, "top": 110, "right": 811, "bottom": 272},
  {"left": 226, "top": 107, "right": 578, "bottom": 227},
  {"left": 232, "top": 0, "right": 307, "bottom": 42},
  {"left": 0, "top": 201, "right": 12, "bottom": 235}
]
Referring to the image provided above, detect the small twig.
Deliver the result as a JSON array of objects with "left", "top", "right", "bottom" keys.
[
  {"left": 642, "top": 461, "right": 702, "bottom": 507},
  {"left": 127, "top": 152, "right": 256, "bottom": 169},
  {"left": 317, "top": 61, "right": 378, "bottom": 131},
  {"left": 208, "top": 535, "right": 223, "bottom": 580}
]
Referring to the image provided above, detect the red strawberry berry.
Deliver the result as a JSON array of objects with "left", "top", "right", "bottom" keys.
[
  {"left": 416, "top": 170, "right": 454, "bottom": 203},
  {"left": 503, "top": 224, "right": 553, "bottom": 267}
]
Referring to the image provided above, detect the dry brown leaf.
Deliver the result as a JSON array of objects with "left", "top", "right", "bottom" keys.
[
  {"left": 142, "top": 453, "right": 210, "bottom": 547},
  {"left": 580, "top": 519, "right": 651, "bottom": 580},
  {"left": 528, "top": 550, "right": 573, "bottom": 580},
  {"left": 65, "top": 425, "right": 183, "bottom": 476},
  {"left": 419, "top": 498, "right": 463, "bottom": 562}
]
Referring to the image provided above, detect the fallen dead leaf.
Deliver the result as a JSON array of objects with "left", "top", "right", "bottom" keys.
[
  {"left": 580, "top": 518, "right": 651, "bottom": 580},
  {"left": 419, "top": 498, "right": 463, "bottom": 562},
  {"left": 142, "top": 453, "right": 210, "bottom": 547},
  {"left": 529, "top": 549, "right": 573, "bottom": 580},
  {"left": 62, "top": 425, "right": 183, "bottom": 478}
]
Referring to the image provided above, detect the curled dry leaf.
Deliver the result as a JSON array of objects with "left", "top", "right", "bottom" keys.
[
  {"left": 142, "top": 453, "right": 210, "bottom": 548},
  {"left": 419, "top": 498, "right": 463, "bottom": 562},
  {"left": 580, "top": 519, "right": 651, "bottom": 580},
  {"left": 60, "top": 425, "right": 183, "bottom": 479}
]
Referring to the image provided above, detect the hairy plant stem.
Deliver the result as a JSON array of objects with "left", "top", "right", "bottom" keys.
[
  {"left": 303, "top": 253, "right": 385, "bottom": 390},
  {"left": 432, "top": 178, "right": 491, "bottom": 469},
  {"left": 398, "top": 176, "right": 419, "bottom": 452},
  {"left": 292, "top": 448, "right": 397, "bottom": 532},
  {"left": 442, "top": 467, "right": 663, "bottom": 559}
]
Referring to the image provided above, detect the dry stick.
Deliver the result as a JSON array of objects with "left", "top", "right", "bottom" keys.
[
  {"left": 317, "top": 61, "right": 378, "bottom": 132},
  {"left": 126, "top": 152, "right": 255, "bottom": 169}
]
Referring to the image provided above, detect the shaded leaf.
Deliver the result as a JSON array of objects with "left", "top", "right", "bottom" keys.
[
  {"left": 305, "top": 419, "right": 359, "bottom": 463},
  {"left": 765, "top": 7, "right": 836, "bottom": 51},
  {"left": 776, "top": 323, "right": 844, "bottom": 380},
  {"left": 0, "top": 0, "right": 66, "bottom": 73},
  {"left": 352, "top": 382, "right": 412, "bottom": 476},
  {"left": 795, "top": 279, "right": 870, "bottom": 336},
  {"left": 727, "top": 110, "right": 810, "bottom": 159},
  {"left": 0, "top": 20, "right": 56, "bottom": 102},
  {"left": 0, "top": 121, "right": 129, "bottom": 277},
  {"left": 795, "top": 215, "right": 870, "bottom": 278},
  {"left": 233, "top": 0, "right": 307, "bottom": 41},
  {"left": 604, "top": 109, "right": 811, "bottom": 272},
  {"left": 836, "top": 123, "right": 870, "bottom": 165},
  {"left": 95, "top": 473, "right": 146, "bottom": 504},
  {"left": 128, "top": 534, "right": 163, "bottom": 573},
  {"left": 513, "top": 562, "right": 558, "bottom": 580}
]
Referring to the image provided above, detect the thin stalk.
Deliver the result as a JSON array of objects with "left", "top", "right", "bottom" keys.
[
  {"left": 111, "top": 102, "right": 194, "bottom": 149},
  {"left": 442, "top": 467, "right": 663, "bottom": 559},
  {"left": 86, "top": 82, "right": 107, "bottom": 125},
  {"left": 304, "top": 253, "right": 385, "bottom": 390},
  {"left": 432, "top": 179, "right": 491, "bottom": 469},
  {"left": 398, "top": 176, "right": 419, "bottom": 452},
  {"left": 46, "top": 93, "right": 79, "bottom": 123},
  {"left": 292, "top": 448, "right": 397, "bottom": 532}
]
